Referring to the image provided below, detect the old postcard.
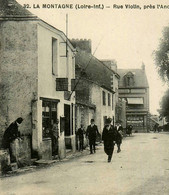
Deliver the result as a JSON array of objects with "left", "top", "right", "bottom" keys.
[{"left": 1, "top": 0, "right": 169, "bottom": 194}]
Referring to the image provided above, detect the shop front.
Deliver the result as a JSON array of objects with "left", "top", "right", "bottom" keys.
[
  {"left": 41, "top": 98, "right": 60, "bottom": 158},
  {"left": 126, "top": 113, "right": 148, "bottom": 132}
]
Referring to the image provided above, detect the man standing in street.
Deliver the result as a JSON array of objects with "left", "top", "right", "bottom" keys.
[
  {"left": 114, "top": 121, "right": 123, "bottom": 153},
  {"left": 102, "top": 118, "right": 117, "bottom": 163},
  {"left": 86, "top": 119, "right": 99, "bottom": 154},
  {"left": 77, "top": 124, "right": 85, "bottom": 151}
]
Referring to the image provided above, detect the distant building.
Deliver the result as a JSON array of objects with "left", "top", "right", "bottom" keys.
[
  {"left": 118, "top": 64, "right": 149, "bottom": 132},
  {"left": 101, "top": 60, "right": 126, "bottom": 128},
  {"left": 148, "top": 114, "right": 159, "bottom": 131},
  {"left": 148, "top": 114, "right": 167, "bottom": 131},
  {"left": 71, "top": 40, "right": 120, "bottom": 134},
  {"left": 0, "top": 0, "right": 76, "bottom": 163}
]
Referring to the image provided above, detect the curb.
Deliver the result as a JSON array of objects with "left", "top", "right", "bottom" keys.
[{"left": 0, "top": 147, "right": 91, "bottom": 178}]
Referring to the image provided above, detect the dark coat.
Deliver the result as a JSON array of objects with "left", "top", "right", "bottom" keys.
[
  {"left": 2, "top": 121, "right": 20, "bottom": 149},
  {"left": 102, "top": 125, "right": 117, "bottom": 144},
  {"left": 102, "top": 125, "right": 117, "bottom": 155},
  {"left": 114, "top": 125, "right": 123, "bottom": 144},
  {"left": 77, "top": 128, "right": 85, "bottom": 140},
  {"left": 86, "top": 125, "right": 99, "bottom": 141},
  {"left": 126, "top": 125, "right": 133, "bottom": 134}
]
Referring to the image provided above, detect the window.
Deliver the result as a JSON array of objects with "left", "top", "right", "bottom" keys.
[
  {"left": 127, "top": 77, "right": 130, "bottom": 85},
  {"left": 42, "top": 98, "right": 59, "bottom": 138},
  {"left": 124, "top": 72, "right": 134, "bottom": 87},
  {"left": 52, "top": 38, "right": 58, "bottom": 75},
  {"left": 102, "top": 91, "right": 106, "bottom": 105},
  {"left": 108, "top": 93, "right": 111, "bottom": 106}
]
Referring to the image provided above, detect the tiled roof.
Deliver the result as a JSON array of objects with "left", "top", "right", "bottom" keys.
[
  {"left": 101, "top": 60, "right": 120, "bottom": 78},
  {"left": 0, "top": 0, "right": 75, "bottom": 51},
  {"left": 0, "top": 0, "right": 37, "bottom": 18},
  {"left": 75, "top": 49, "right": 115, "bottom": 92},
  {"left": 118, "top": 69, "right": 149, "bottom": 88}
]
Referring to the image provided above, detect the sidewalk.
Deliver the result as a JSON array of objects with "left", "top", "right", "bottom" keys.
[
  {"left": 1, "top": 138, "right": 128, "bottom": 178},
  {"left": 0, "top": 144, "right": 94, "bottom": 178}
]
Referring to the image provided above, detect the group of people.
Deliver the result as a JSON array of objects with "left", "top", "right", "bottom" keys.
[
  {"left": 2, "top": 117, "right": 123, "bottom": 165},
  {"left": 76, "top": 119, "right": 100, "bottom": 153},
  {"left": 77, "top": 118, "right": 123, "bottom": 163},
  {"left": 102, "top": 118, "right": 123, "bottom": 162}
]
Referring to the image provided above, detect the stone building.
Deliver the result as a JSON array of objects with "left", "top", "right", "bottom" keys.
[
  {"left": 0, "top": 0, "right": 76, "bottom": 164},
  {"left": 118, "top": 64, "right": 149, "bottom": 132},
  {"left": 71, "top": 40, "right": 120, "bottom": 134}
]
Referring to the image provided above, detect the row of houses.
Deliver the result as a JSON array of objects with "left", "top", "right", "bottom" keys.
[{"left": 0, "top": 0, "right": 149, "bottom": 167}]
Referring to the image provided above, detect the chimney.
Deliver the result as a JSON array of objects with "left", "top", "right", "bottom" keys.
[
  {"left": 110, "top": 60, "right": 117, "bottom": 72},
  {"left": 71, "top": 39, "right": 92, "bottom": 53}
]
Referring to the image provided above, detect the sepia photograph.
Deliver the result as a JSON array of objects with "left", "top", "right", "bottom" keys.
[{"left": 1, "top": 0, "right": 169, "bottom": 194}]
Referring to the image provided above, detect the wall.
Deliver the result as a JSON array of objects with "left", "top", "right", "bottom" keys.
[
  {"left": 37, "top": 22, "right": 75, "bottom": 158},
  {"left": 76, "top": 105, "right": 95, "bottom": 131},
  {"left": 0, "top": 20, "right": 38, "bottom": 146},
  {"left": 91, "top": 83, "right": 114, "bottom": 133},
  {"left": 75, "top": 77, "right": 114, "bottom": 133},
  {"left": 119, "top": 88, "right": 148, "bottom": 111},
  {"left": 11, "top": 136, "right": 31, "bottom": 167}
]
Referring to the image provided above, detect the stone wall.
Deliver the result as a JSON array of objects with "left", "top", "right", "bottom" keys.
[
  {"left": 11, "top": 136, "right": 31, "bottom": 167},
  {"left": 0, "top": 20, "right": 38, "bottom": 146},
  {"left": 40, "top": 138, "right": 52, "bottom": 160},
  {"left": 0, "top": 150, "right": 10, "bottom": 175}
]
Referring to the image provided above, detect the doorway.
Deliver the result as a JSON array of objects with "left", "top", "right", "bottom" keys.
[
  {"left": 42, "top": 99, "right": 59, "bottom": 155},
  {"left": 64, "top": 104, "right": 72, "bottom": 149}
]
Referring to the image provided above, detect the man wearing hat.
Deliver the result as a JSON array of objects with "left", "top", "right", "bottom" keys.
[
  {"left": 102, "top": 118, "right": 117, "bottom": 162},
  {"left": 86, "top": 119, "right": 100, "bottom": 154},
  {"left": 2, "top": 117, "right": 23, "bottom": 162},
  {"left": 114, "top": 120, "right": 123, "bottom": 153}
]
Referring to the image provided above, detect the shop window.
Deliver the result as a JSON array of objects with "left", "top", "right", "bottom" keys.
[
  {"left": 127, "top": 116, "right": 144, "bottom": 127},
  {"left": 42, "top": 99, "right": 59, "bottom": 138}
]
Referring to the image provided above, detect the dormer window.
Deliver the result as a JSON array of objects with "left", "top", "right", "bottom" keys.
[{"left": 124, "top": 72, "right": 135, "bottom": 87}]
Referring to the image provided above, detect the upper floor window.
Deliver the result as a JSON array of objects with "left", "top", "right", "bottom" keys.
[
  {"left": 102, "top": 91, "right": 106, "bottom": 105},
  {"left": 124, "top": 72, "right": 134, "bottom": 87},
  {"left": 112, "top": 95, "right": 114, "bottom": 110},
  {"left": 52, "top": 38, "right": 58, "bottom": 75},
  {"left": 108, "top": 93, "right": 111, "bottom": 106}
]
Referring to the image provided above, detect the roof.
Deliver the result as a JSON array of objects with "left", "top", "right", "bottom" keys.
[
  {"left": 118, "top": 68, "right": 149, "bottom": 88},
  {"left": 75, "top": 49, "right": 115, "bottom": 92},
  {"left": 101, "top": 60, "right": 118, "bottom": 75},
  {"left": 0, "top": 0, "right": 75, "bottom": 51},
  {"left": 149, "top": 117, "right": 159, "bottom": 124},
  {"left": 0, "top": 0, "right": 37, "bottom": 19}
]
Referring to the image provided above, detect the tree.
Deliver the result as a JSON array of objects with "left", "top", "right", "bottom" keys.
[
  {"left": 158, "top": 89, "right": 169, "bottom": 122},
  {"left": 154, "top": 26, "right": 169, "bottom": 82}
]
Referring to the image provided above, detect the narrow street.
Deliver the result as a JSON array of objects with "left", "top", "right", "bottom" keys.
[{"left": 1, "top": 133, "right": 169, "bottom": 195}]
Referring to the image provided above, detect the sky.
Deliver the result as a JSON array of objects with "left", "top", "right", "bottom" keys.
[{"left": 17, "top": 0, "right": 169, "bottom": 114}]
